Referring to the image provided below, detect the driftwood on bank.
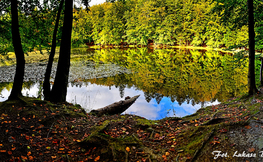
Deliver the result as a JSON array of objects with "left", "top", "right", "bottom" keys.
[{"left": 90, "top": 95, "right": 140, "bottom": 117}]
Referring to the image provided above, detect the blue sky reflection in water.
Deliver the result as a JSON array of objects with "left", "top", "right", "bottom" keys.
[
  {"left": 0, "top": 81, "right": 219, "bottom": 120},
  {"left": 0, "top": 48, "right": 248, "bottom": 120},
  {"left": 66, "top": 83, "right": 215, "bottom": 120}
]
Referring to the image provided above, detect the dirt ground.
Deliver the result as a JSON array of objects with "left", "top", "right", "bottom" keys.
[{"left": 1, "top": 89, "right": 263, "bottom": 161}]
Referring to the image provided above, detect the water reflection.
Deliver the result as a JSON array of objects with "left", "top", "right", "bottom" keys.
[
  {"left": 86, "top": 48, "right": 248, "bottom": 104},
  {"left": 0, "top": 48, "right": 249, "bottom": 120},
  {"left": 0, "top": 81, "right": 218, "bottom": 120}
]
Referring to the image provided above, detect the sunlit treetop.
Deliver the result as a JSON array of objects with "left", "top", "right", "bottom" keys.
[{"left": 214, "top": 0, "right": 263, "bottom": 27}]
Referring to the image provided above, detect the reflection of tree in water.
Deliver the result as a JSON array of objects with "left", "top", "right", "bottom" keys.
[
  {"left": 177, "top": 97, "right": 185, "bottom": 106},
  {"left": 144, "top": 91, "right": 152, "bottom": 103},
  {"left": 89, "top": 48, "right": 248, "bottom": 106},
  {"left": 154, "top": 93, "right": 163, "bottom": 104},
  {"left": 170, "top": 95, "right": 176, "bottom": 103},
  {"left": 22, "top": 81, "right": 35, "bottom": 90},
  {"left": 0, "top": 82, "right": 13, "bottom": 94},
  {"left": 119, "top": 84, "right": 125, "bottom": 98},
  {"left": 0, "top": 82, "right": 14, "bottom": 98},
  {"left": 191, "top": 100, "right": 196, "bottom": 107},
  {"left": 0, "top": 81, "right": 41, "bottom": 98},
  {"left": 211, "top": 98, "right": 217, "bottom": 103},
  {"left": 111, "top": 73, "right": 128, "bottom": 98},
  {"left": 186, "top": 95, "right": 190, "bottom": 104},
  {"left": 200, "top": 101, "right": 205, "bottom": 108},
  {"left": 0, "top": 48, "right": 249, "bottom": 107}
]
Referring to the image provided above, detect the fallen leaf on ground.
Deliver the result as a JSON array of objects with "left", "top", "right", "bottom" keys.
[
  {"left": 245, "top": 125, "right": 251, "bottom": 129},
  {"left": 94, "top": 156, "right": 100, "bottom": 161},
  {"left": 248, "top": 148, "right": 255, "bottom": 152}
]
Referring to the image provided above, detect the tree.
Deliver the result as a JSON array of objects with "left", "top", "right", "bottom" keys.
[
  {"left": 1, "top": 0, "right": 63, "bottom": 100},
  {"left": 8, "top": 0, "right": 25, "bottom": 100},
  {"left": 43, "top": 0, "right": 65, "bottom": 100},
  {"left": 49, "top": 0, "right": 73, "bottom": 102},
  {"left": 72, "top": 6, "right": 93, "bottom": 46},
  {"left": 0, "top": 12, "right": 13, "bottom": 55},
  {"left": 99, "top": 2, "right": 125, "bottom": 45},
  {"left": 124, "top": 0, "right": 161, "bottom": 45},
  {"left": 43, "top": 0, "right": 90, "bottom": 102},
  {"left": 106, "top": 0, "right": 126, "bottom": 3},
  {"left": 247, "top": 0, "right": 258, "bottom": 95},
  {"left": 214, "top": 0, "right": 258, "bottom": 95},
  {"left": 1, "top": 0, "right": 90, "bottom": 102},
  {"left": 89, "top": 3, "right": 106, "bottom": 45}
]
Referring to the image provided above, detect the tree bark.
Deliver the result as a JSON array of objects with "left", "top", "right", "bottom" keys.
[
  {"left": 8, "top": 0, "right": 25, "bottom": 100},
  {"left": 49, "top": 0, "right": 73, "bottom": 102},
  {"left": 248, "top": 0, "right": 258, "bottom": 95},
  {"left": 90, "top": 95, "right": 140, "bottom": 117},
  {"left": 260, "top": 58, "right": 263, "bottom": 86},
  {"left": 43, "top": 0, "right": 64, "bottom": 101}
]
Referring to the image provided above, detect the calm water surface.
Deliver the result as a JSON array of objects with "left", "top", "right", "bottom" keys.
[
  {"left": 0, "top": 48, "right": 249, "bottom": 120},
  {"left": 0, "top": 81, "right": 215, "bottom": 120}
]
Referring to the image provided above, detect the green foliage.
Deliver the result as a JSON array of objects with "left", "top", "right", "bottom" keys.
[
  {"left": 98, "top": 2, "right": 125, "bottom": 45},
  {"left": 1, "top": 0, "right": 263, "bottom": 52},
  {"left": 72, "top": 7, "right": 93, "bottom": 47},
  {"left": 254, "top": 1, "right": 263, "bottom": 51},
  {"left": 87, "top": 48, "right": 248, "bottom": 105},
  {"left": 0, "top": 1, "right": 64, "bottom": 55},
  {"left": 0, "top": 13, "right": 13, "bottom": 55},
  {"left": 78, "top": 0, "right": 262, "bottom": 49},
  {"left": 19, "top": 7, "right": 65, "bottom": 54},
  {"left": 214, "top": 0, "right": 263, "bottom": 50}
]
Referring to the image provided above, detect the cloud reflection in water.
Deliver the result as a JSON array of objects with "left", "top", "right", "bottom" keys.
[
  {"left": 67, "top": 83, "right": 220, "bottom": 120},
  {"left": 0, "top": 82, "right": 219, "bottom": 120}
]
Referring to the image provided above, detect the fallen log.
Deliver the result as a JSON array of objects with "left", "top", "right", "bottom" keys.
[{"left": 90, "top": 95, "right": 140, "bottom": 117}]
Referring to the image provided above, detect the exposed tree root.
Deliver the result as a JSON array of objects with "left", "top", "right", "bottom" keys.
[{"left": 191, "top": 128, "right": 215, "bottom": 162}]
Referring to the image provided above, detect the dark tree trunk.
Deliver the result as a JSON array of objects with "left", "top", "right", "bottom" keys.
[
  {"left": 260, "top": 58, "right": 263, "bottom": 86},
  {"left": 248, "top": 0, "right": 258, "bottom": 95},
  {"left": 8, "top": 0, "right": 25, "bottom": 100},
  {"left": 49, "top": 0, "right": 73, "bottom": 102},
  {"left": 43, "top": 0, "right": 64, "bottom": 101}
]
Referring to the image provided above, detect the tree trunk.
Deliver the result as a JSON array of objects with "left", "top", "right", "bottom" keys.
[
  {"left": 248, "top": 0, "right": 258, "bottom": 95},
  {"left": 43, "top": 0, "right": 64, "bottom": 101},
  {"left": 49, "top": 0, "right": 73, "bottom": 102},
  {"left": 260, "top": 58, "right": 263, "bottom": 86},
  {"left": 8, "top": 0, "right": 25, "bottom": 100},
  {"left": 90, "top": 95, "right": 140, "bottom": 117}
]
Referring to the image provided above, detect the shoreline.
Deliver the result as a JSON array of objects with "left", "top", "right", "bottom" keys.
[{"left": 0, "top": 89, "right": 263, "bottom": 161}]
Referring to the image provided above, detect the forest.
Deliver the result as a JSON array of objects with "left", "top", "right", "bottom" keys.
[
  {"left": 1, "top": 0, "right": 263, "bottom": 55},
  {"left": 1, "top": 0, "right": 263, "bottom": 161}
]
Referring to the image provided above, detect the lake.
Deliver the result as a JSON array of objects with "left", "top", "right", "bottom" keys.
[{"left": 0, "top": 48, "right": 249, "bottom": 120}]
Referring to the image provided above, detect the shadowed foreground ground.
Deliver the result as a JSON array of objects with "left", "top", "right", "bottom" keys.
[{"left": 1, "top": 88, "right": 263, "bottom": 161}]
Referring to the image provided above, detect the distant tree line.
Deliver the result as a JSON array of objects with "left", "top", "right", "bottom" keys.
[
  {"left": 71, "top": 0, "right": 263, "bottom": 50},
  {"left": 1, "top": 0, "right": 263, "bottom": 53}
]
